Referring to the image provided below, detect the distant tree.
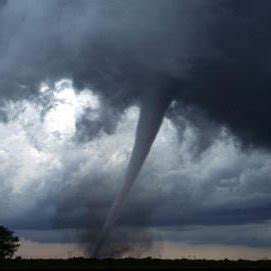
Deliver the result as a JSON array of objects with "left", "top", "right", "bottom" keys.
[{"left": 0, "top": 226, "right": 20, "bottom": 259}]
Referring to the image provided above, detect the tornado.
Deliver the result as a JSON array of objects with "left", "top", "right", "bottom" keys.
[{"left": 93, "top": 89, "right": 176, "bottom": 258}]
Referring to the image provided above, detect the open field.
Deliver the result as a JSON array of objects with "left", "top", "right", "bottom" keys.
[{"left": 2, "top": 258, "right": 271, "bottom": 270}]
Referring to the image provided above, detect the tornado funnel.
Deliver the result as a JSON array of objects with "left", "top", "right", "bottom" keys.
[{"left": 93, "top": 88, "right": 176, "bottom": 258}]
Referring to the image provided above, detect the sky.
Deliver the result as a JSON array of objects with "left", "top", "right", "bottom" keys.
[{"left": 1, "top": 0, "right": 271, "bottom": 259}]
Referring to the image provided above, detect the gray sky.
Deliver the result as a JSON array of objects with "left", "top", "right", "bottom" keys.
[{"left": 1, "top": 0, "right": 271, "bottom": 259}]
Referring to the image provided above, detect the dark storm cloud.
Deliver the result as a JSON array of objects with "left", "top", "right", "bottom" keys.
[
  {"left": 162, "top": 222, "right": 271, "bottom": 248},
  {"left": 178, "top": 1, "right": 271, "bottom": 147},
  {"left": 0, "top": 0, "right": 271, "bottom": 148},
  {"left": 167, "top": 102, "right": 223, "bottom": 158},
  {"left": 0, "top": 0, "right": 185, "bottom": 103}
]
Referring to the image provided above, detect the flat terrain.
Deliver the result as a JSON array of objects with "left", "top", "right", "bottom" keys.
[{"left": 2, "top": 258, "right": 271, "bottom": 271}]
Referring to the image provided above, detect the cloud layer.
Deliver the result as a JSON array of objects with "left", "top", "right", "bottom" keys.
[
  {"left": 1, "top": 1, "right": 271, "bottom": 147},
  {"left": 0, "top": 80, "right": 271, "bottom": 250}
]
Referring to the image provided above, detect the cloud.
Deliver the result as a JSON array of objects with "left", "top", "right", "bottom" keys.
[
  {"left": 0, "top": 79, "right": 271, "bottom": 250},
  {"left": 1, "top": 1, "right": 271, "bottom": 148}
]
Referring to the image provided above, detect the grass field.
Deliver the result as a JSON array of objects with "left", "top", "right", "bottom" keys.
[{"left": 1, "top": 258, "right": 271, "bottom": 270}]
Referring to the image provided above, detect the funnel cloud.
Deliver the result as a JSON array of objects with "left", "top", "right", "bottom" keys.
[{"left": 93, "top": 84, "right": 178, "bottom": 256}]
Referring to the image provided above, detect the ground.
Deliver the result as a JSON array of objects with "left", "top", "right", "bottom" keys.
[{"left": 1, "top": 258, "right": 271, "bottom": 270}]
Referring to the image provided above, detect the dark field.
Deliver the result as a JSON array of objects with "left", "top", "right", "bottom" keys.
[{"left": 1, "top": 258, "right": 271, "bottom": 271}]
